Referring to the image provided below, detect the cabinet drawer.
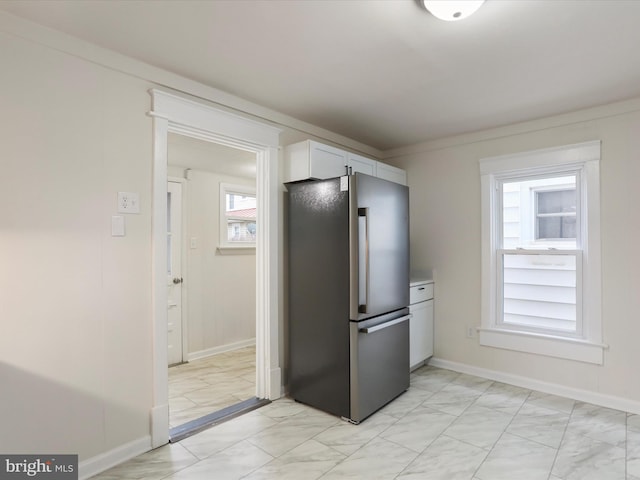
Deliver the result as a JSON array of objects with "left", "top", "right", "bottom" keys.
[{"left": 410, "top": 283, "right": 433, "bottom": 304}]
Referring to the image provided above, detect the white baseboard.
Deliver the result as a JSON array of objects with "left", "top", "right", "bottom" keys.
[
  {"left": 78, "top": 436, "right": 151, "bottom": 480},
  {"left": 187, "top": 338, "right": 256, "bottom": 362},
  {"left": 429, "top": 357, "right": 640, "bottom": 416}
]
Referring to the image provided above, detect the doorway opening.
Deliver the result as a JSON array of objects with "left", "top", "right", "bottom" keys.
[
  {"left": 149, "top": 89, "right": 282, "bottom": 448},
  {"left": 166, "top": 134, "right": 264, "bottom": 439}
]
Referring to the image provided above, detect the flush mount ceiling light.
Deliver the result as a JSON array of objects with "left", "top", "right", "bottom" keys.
[{"left": 423, "top": 0, "right": 485, "bottom": 21}]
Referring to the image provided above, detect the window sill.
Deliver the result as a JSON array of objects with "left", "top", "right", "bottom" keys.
[
  {"left": 216, "top": 246, "right": 256, "bottom": 255},
  {"left": 478, "top": 327, "right": 606, "bottom": 365}
]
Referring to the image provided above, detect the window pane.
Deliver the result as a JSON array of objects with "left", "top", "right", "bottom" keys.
[
  {"left": 226, "top": 219, "right": 256, "bottom": 242},
  {"left": 226, "top": 193, "right": 256, "bottom": 213},
  {"left": 502, "top": 175, "right": 576, "bottom": 248},
  {"left": 502, "top": 253, "right": 576, "bottom": 333},
  {"left": 537, "top": 215, "right": 576, "bottom": 240},
  {"left": 537, "top": 189, "right": 576, "bottom": 215},
  {"left": 225, "top": 191, "right": 256, "bottom": 243},
  {"left": 535, "top": 187, "right": 576, "bottom": 240}
]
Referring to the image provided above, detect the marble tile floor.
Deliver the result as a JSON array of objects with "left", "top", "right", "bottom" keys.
[
  {"left": 168, "top": 346, "right": 257, "bottom": 428},
  {"left": 92, "top": 364, "right": 640, "bottom": 479}
]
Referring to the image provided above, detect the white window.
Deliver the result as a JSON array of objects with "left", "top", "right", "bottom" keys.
[
  {"left": 479, "top": 141, "right": 604, "bottom": 364},
  {"left": 219, "top": 183, "right": 256, "bottom": 249},
  {"left": 498, "top": 174, "right": 580, "bottom": 336}
]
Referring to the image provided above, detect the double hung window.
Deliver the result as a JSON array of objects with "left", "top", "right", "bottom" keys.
[
  {"left": 479, "top": 141, "right": 604, "bottom": 364},
  {"left": 498, "top": 173, "right": 581, "bottom": 336},
  {"left": 219, "top": 183, "right": 256, "bottom": 249}
]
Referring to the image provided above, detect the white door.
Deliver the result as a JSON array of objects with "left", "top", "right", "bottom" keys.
[{"left": 167, "top": 181, "right": 183, "bottom": 365}]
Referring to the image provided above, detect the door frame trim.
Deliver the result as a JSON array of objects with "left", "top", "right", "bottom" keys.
[{"left": 149, "top": 89, "right": 282, "bottom": 447}]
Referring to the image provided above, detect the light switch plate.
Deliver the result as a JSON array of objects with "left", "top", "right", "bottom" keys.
[
  {"left": 118, "top": 192, "right": 140, "bottom": 214},
  {"left": 111, "top": 216, "right": 125, "bottom": 236}
]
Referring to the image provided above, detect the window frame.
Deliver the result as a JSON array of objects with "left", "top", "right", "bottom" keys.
[
  {"left": 479, "top": 141, "right": 605, "bottom": 364},
  {"left": 219, "top": 182, "right": 257, "bottom": 251}
]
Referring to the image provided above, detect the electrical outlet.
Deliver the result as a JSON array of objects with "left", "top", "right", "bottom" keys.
[
  {"left": 118, "top": 192, "right": 140, "bottom": 214},
  {"left": 466, "top": 326, "right": 476, "bottom": 338}
]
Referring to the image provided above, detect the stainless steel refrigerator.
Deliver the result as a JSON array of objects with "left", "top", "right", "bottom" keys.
[{"left": 287, "top": 173, "right": 410, "bottom": 423}]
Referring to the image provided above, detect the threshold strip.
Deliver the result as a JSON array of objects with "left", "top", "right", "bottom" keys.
[{"left": 169, "top": 397, "right": 271, "bottom": 443}]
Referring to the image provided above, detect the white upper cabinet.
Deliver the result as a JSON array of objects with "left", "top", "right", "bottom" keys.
[
  {"left": 284, "top": 140, "right": 347, "bottom": 182},
  {"left": 284, "top": 140, "right": 406, "bottom": 185},
  {"left": 376, "top": 162, "right": 407, "bottom": 186},
  {"left": 347, "top": 152, "right": 377, "bottom": 176}
]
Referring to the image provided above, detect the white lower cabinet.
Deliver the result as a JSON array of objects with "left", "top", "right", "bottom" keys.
[{"left": 409, "top": 281, "right": 434, "bottom": 370}]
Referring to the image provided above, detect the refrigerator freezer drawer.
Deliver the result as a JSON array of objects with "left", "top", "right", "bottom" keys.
[{"left": 349, "top": 310, "right": 410, "bottom": 423}]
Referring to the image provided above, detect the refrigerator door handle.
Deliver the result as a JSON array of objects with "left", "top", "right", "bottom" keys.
[
  {"left": 359, "top": 314, "right": 412, "bottom": 334},
  {"left": 358, "top": 207, "right": 370, "bottom": 314}
]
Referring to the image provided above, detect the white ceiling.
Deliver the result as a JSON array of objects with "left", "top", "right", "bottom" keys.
[
  {"left": 3, "top": 0, "right": 640, "bottom": 151},
  {"left": 168, "top": 133, "right": 256, "bottom": 179}
]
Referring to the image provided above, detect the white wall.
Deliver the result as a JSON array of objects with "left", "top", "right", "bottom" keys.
[
  {"left": 0, "top": 16, "right": 360, "bottom": 473},
  {"left": 0, "top": 30, "right": 153, "bottom": 460},
  {"left": 388, "top": 100, "right": 640, "bottom": 407},
  {"left": 168, "top": 162, "right": 257, "bottom": 356}
]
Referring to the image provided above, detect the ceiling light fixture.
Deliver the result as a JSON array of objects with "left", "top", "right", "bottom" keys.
[{"left": 423, "top": 0, "right": 485, "bottom": 21}]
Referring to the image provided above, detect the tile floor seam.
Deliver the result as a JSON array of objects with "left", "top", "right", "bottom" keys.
[
  {"left": 438, "top": 432, "right": 489, "bottom": 453},
  {"left": 177, "top": 441, "right": 201, "bottom": 462},
  {"left": 235, "top": 436, "right": 273, "bottom": 461},
  {"left": 469, "top": 440, "right": 494, "bottom": 479},
  {"left": 234, "top": 444, "right": 275, "bottom": 480},
  {"left": 320, "top": 438, "right": 357, "bottom": 459},
  {"left": 547, "top": 394, "right": 578, "bottom": 480},
  {"left": 378, "top": 432, "right": 425, "bottom": 455},
  {"left": 280, "top": 419, "right": 340, "bottom": 458},
  {"left": 468, "top": 388, "right": 533, "bottom": 480},
  {"left": 506, "top": 428, "right": 563, "bottom": 451},
  {"left": 320, "top": 427, "right": 411, "bottom": 479},
  {"left": 155, "top": 456, "right": 198, "bottom": 480},
  {"left": 314, "top": 449, "right": 353, "bottom": 479},
  {"left": 390, "top": 431, "right": 445, "bottom": 479}
]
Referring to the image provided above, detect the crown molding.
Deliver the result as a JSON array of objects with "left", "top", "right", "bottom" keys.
[
  {"left": 0, "top": 10, "right": 382, "bottom": 158},
  {"left": 383, "top": 96, "right": 640, "bottom": 159}
]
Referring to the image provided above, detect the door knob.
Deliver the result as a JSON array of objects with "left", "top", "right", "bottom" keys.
[{"left": 172, "top": 277, "right": 183, "bottom": 284}]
